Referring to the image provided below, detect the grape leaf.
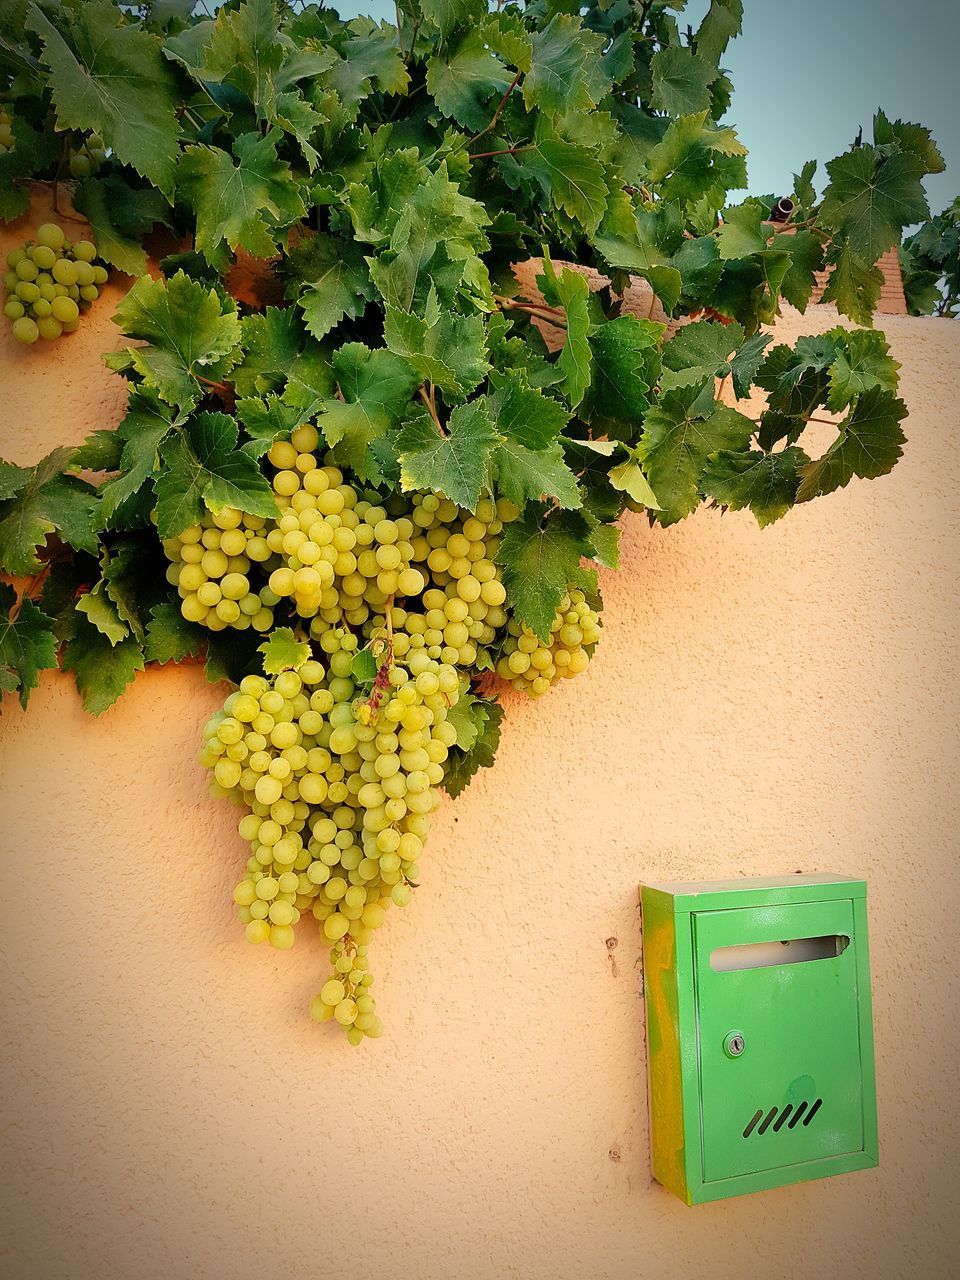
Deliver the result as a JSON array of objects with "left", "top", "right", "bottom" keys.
[
  {"left": 0, "top": 585, "right": 58, "bottom": 710},
  {"left": 695, "top": 0, "right": 743, "bottom": 64},
  {"left": 778, "top": 229, "right": 825, "bottom": 312},
  {"left": 523, "top": 14, "right": 606, "bottom": 118},
  {"left": 397, "top": 399, "right": 499, "bottom": 511},
  {"left": 819, "top": 145, "right": 929, "bottom": 263},
  {"left": 420, "top": 0, "right": 487, "bottom": 39},
  {"left": 237, "top": 395, "right": 305, "bottom": 457},
  {"left": 650, "top": 47, "right": 716, "bottom": 117},
  {"left": 524, "top": 138, "right": 609, "bottom": 236},
  {"left": 636, "top": 383, "right": 754, "bottom": 525},
  {"left": 492, "top": 435, "right": 581, "bottom": 510},
  {"left": 873, "top": 110, "right": 945, "bottom": 174},
  {"left": 660, "top": 318, "right": 746, "bottom": 392},
  {"left": 62, "top": 613, "right": 145, "bottom": 715},
  {"left": 101, "top": 391, "right": 179, "bottom": 521},
  {"left": 317, "top": 344, "right": 419, "bottom": 482},
  {"left": 585, "top": 316, "right": 663, "bottom": 434},
  {"left": 0, "top": 447, "right": 102, "bottom": 574},
  {"left": 284, "top": 233, "right": 375, "bottom": 341},
  {"left": 28, "top": 0, "right": 181, "bottom": 196},
  {"left": 488, "top": 375, "right": 568, "bottom": 450},
  {"left": 716, "top": 201, "right": 769, "bottom": 260},
  {"left": 76, "top": 587, "right": 129, "bottom": 646},
  {"left": 536, "top": 257, "right": 594, "bottom": 409},
  {"left": 608, "top": 454, "right": 661, "bottom": 509},
  {"left": 383, "top": 304, "right": 489, "bottom": 398},
  {"left": 442, "top": 694, "right": 504, "bottom": 799},
  {"left": 73, "top": 176, "right": 170, "bottom": 276},
  {"left": 819, "top": 243, "right": 884, "bottom": 325},
  {"left": 495, "top": 506, "right": 595, "bottom": 640},
  {"left": 170, "top": 0, "right": 284, "bottom": 117},
  {"left": 111, "top": 271, "right": 242, "bottom": 411},
  {"left": 258, "top": 627, "right": 310, "bottom": 675},
  {"left": 427, "top": 30, "right": 510, "bottom": 133},
  {"left": 233, "top": 307, "right": 304, "bottom": 398},
  {"left": 646, "top": 111, "right": 747, "bottom": 207},
  {"left": 701, "top": 446, "right": 809, "bottom": 528},
  {"left": 826, "top": 329, "right": 900, "bottom": 412},
  {"left": 178, "top": 130, "right": 307, "bottom": 269},
  {"left": 143, "top": 602, "right": 205, "bottom": 664},
  {"left": 155, "top": 413, "right": 278, "bottom": 538},
  {"left": 730, "top": 331, "right": 773, "bottom": 399},
  {"left": 0, "top": 112, "right": 61, "bottom": 222},
  {"left": 587, "top": 519, "right": 620, "bottom": 569},
  {"left": 795, "top": 387, "right": 907, "bottom": 502}
]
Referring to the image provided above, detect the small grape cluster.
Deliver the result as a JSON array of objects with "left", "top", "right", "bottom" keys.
[
  {"left": 496, "top": 589, "right": 602, "bottom": 695},
  {"left": 0, "top": 107, "right": 13, "bottom": 154},
  {"left": 68, "top": 132, "right": 106, "bottom": 179},
  {"left": 3, "top": 223, "right": 107, "bottom": 344},
  {"left": 199, "top": 628, "right": 461, "bottom": 1043},
  {"left": 162, "top": 506, "right": 279, "bottom": 633}
]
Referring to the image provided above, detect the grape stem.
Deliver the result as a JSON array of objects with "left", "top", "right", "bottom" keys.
[
  {"left": 418, "top": 385, "right": 446, "bottom": 436},
  {"left": 495, "top": 295, "right": 568, "bottom": 328}
]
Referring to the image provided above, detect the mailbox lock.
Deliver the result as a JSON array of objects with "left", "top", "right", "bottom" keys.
[{"left": 723, "top": 1031, "right": 746, "bottom": 1059}]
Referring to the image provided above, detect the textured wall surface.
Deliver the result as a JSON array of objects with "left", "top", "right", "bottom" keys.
[{"left": 1, "top": 200, "right": 959, "bottom": 1280}]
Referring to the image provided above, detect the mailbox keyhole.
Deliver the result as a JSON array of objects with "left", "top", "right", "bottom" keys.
[{"left": 723, "top": 1031, "right": 746, "bottom": 1058}]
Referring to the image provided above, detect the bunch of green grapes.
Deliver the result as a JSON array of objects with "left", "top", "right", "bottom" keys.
[
  {"left": 3, "top": 223, "right": 107, "bottom": 344},
  {"left": 363, "top": 493, "right": 513, "bottom": 670},
  {"left": 68, "top": 132, "right": 106, "bottom": 178},
  {"left": 0, "top": 108, "right": 13, "bottom": 154},
  {"left": 162, "top": 506, "right": 279, "bottom": 632},
  {"left": 265, "top": 426, "right": 426, "bottom": 623},
  {"left": 496, "top": 589, "right": 602, "bottom": 696},
  {"left": 199, "top": 629, "right": 460, "bottom": 1043}
]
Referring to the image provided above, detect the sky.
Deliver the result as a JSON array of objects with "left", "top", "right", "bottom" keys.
[{"left": 335, "top": 0, "right": 959, "bottom": 213}]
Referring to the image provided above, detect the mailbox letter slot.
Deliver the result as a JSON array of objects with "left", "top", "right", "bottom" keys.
[{"left": 709, "top": 934, "right": 850, "bottom": 972}]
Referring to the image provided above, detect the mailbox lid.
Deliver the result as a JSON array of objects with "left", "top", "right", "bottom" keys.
[{"left": 693, "top": 898, "right": 866, "bottom": 1184}]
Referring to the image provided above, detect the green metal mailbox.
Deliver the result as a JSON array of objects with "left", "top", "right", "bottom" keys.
[{"left": 640, "top": 874, "right": 877, "bottom": 1204}]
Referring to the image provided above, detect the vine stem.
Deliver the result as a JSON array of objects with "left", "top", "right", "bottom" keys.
[
  {"left": 419, "top": 385, "right": 446, "bottom": 435},
  {"left": 468, "top": 145, "right": 532, "bottom": 161},
  {"left": 495, "top": 295, "right": 568, "bottom": 328},
  {"left": 469, "top": 69, "right": 523, "bottom": 146}
]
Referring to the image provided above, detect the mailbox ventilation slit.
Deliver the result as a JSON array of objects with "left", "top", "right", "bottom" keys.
[
  {"left": 757, "top": 1107, "right": 779, "bottom": 1135},
  {"left": 788, "top": 1101, "right": 808, "bottom": 1128},
  {"left": 742, "top": 1109, "right": 763, "bottom": 1138},
  {"left": 773, "top": 1105, "right": 794, "bottom": 1132},
  {"left": 803, "top": 1098, "right": 823, "bottom": 1126}
]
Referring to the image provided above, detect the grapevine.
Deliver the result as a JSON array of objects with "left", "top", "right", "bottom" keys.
[{"left": 0, "top": 1, "right": 947, "bottom": 1042}]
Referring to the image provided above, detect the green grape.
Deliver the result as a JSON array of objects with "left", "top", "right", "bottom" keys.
[
  {"left": 3, "top": 299, "right": 23, "bottom": 320},
  {"left": 12, "top": 316, "right": 39, "bottom": 344}
]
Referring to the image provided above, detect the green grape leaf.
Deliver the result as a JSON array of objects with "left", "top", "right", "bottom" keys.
[
  {"left": 825, "top": 328, "right": 900, "bottom": 412},
  {"left": 420, "top": 0, "right": 487, "bottom": 39},
  {"left": 646, "top": 111, "right": 747, "bottom": 205},
  {"left": 873, "top": 110, "right": 945, "bottom": 174},
  {"left": 488, "top": 375, "right": 568, "bottom": 449},
  {"left": 0, "top": 113, "right": 61, "bottom": 222},
  {"left": 397, "top": 398, "right": 499, "bottom": 511},
  {"left": 523, "top": 14, "right": 606, "bottom": 118},
  {"left": 701, "top": 446, "right": 809, "bottom": 528},
  {"left": 524, "top": 139, "right": 609, "bottom": 236},
  {"left": 778, "top": 229, "right": 825, "bottom": 312},
  {"left": 755, "top": 334, "right": 839, "bottom": 417},
  {"left": 587, "top": 520, "right": 620, "bottom": 569},
  {"left": 660, "top": 318, "right": 746, "bottom": 392},
  {"left": 233, "top": 307, "right": 304, "bottom": 399},
  {"left": 495, "top": 506, "right": 595, "bottom": 640},
  {"left": 111, "top": 272, "right": 241, "bottom": 411},
  {"left": 76, "top": 586, "right": 129, "bottom": 646},
  {"left": 27, "top": 0, "right": 181, "bottom": 196},
  {"left": 492, "top": 436, "right": 580, "bottom": 510},
  {"left": 695, "top": 0, "right": 744, "bottom": 64},
  {"left": 258, "top": 627, "right": 310, "bottom": 675},
  {"left": 608, "top": 455, "right": 661, "bottom": 509},
  {"left": 819, "top": 145, "right": 929, "bottom": 262},
  {"left": 427, "top": 30, "right": 510, "bottom": 132},
  {"left": 101, "top": 391, "right": 179, "bottom": 521},
  {"left": 73, "top": 430, "right": 123, "bottom": 472},
  {"left": 636, "top": 383, "right": 754, "bottom": 525},
  {"left": 350, "top": 645, "right": 379, "bottom": 689},
  {"left": 383, "top": 304, "right": 489, "bottom": 398},
  {"left": 273, "top": 90, "right": 325, "bottom": 171},
  {"left": 536, "top": 256, "right": 594, "bottom": 408},
  {"left": 729, "top": 331, "right": 773, "bottom": 399},
  {"left": 155, "top": 413, "right": 278, "bottom": 538},
  {"left": 317, "top": 343, "right": 419, "bottom": 482},
  {"left": 168, "top": 0, "right": 283, "bottom": 116},
  {"left": 442, "top": 693, "right": 504, "bottom": 799},
  {"left": 818, "top": 243, "right": 884, "bottom": 325},
  {"left": 178, "top": 130, "right": 307, "bottom": 268},
  {"left": 62, "top": 613, "right": 144, "bottom": 715},
  {"left": 796, "top": 387, "right": 907, "bottom": 503},
  {"left": 72, "top": 176, "right": 170, "bottom": 276},
  {"left": 0, "top": 447, "right": 102, "bottom": 574},
  {"left": 650, "top": 47, "right": 716, "bottom": 117},
  {"left": 284, "top": 233, "right": 375, "bottom": 341},
  {"left": 0, "top": 585, "right": 58, "bottom": 710},
  {"left": 143, "top": 602, "right": 205, "bottom": 665},
  {"left": 716, "top": 201, "right": 770, "bottom": 260},
  {"left": 585, "top": 316, "right": 664, "bottom": 434}
]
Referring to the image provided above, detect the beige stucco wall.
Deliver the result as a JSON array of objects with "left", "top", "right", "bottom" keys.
[{"left": 1, "top": 199, "right": 959, "bottom": 1280}]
